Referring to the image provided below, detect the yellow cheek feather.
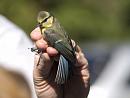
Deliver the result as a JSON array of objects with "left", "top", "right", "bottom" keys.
[
  {"left": 41, "top": 28, "right": 46, "bottom": 35},
  {"left": 40, "top": 16, "right": 53, "bottom": 38},
  {"left": 43, "top": 16, "right": 53, "bottom": 28}
]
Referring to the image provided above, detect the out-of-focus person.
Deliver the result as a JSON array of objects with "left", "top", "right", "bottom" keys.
[
  {"left": 0, "top": 67, "right": 31, "bottom": 98},
  {"left": 0, "top": 15, "right": 36, "bottom": 98}
]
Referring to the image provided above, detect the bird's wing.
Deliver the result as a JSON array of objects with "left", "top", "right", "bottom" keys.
[
  {"left": 55, "top": 55, "right": 68, "bottom": 84},
  {"left": 44, "top": 29, "right": 76, "bottom": 63}
]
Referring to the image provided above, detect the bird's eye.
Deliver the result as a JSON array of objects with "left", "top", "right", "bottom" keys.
[{"left": 43, "top": 18, "right": 48, "bottom": 22}]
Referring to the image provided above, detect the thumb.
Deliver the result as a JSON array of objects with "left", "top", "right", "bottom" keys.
[{"left": 33, "top": 53, "right": 53, "bottom": 79}]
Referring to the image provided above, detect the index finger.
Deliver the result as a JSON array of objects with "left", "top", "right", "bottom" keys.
[{"left": 30, "top": 27, "right": 42, "bottom": 41}]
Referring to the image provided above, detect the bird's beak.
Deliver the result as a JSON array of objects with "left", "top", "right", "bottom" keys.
[{"left": 37, "top": 23, "right": 42, "bottom": 27}]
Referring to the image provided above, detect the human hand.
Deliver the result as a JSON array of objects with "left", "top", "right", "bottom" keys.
[{"left": 30, "top": 27, "right": 90, "bottom": 98}]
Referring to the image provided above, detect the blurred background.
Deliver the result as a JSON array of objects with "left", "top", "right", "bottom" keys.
[
  {"left": 0, "top": 0, "right": 130, "bottom": 98},
  {"left": 0, "top": 0, "right": 130, "bottom": 41}
]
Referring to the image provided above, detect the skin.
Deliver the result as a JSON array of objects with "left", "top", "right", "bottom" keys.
[{"left": 30, "top": 27, "right": 90, "bottom": 98}]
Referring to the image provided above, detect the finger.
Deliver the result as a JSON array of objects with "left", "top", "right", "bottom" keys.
[
  {"left": 36, "top": 38, "right": 48, "bottom": 49},
  {"left": 46, "top": 47, "right": 59, "bottom": 56},
  {"left": 30, "top": 27, "right": 42, "bottom": 41},
  {"left": 72, "top": 44, "right": 89, "bottom": 79},
  {"left": 35, "top": 38, "right": 59, "bottom": 56},
  {"left": 34, "top": 53, "right": 53, "bottom": 78},
  {"left": 70, "top": 39, "right": 86, "bottom": 67},
  {"left": 71, "top": 39, "right": 81, "bottom": 53},
  {"left": 74, "top": 45, "right": 88, "bottom": 67},
  {"left": 73, "top": 47, "right": 90, "bottom": 85},
  {"left": 70, "top": 40, "right": 87, "bottom": 67},
  {"left": 71, "top": 39, "right": 76, "bottom": 48},
  {"left": 75, "top": 50, "right": 88, "bottom": 67},
  {"left": 75, "top": 45, "right": 82, "bottom": 53}
]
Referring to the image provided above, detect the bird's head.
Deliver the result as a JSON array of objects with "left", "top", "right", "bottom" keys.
[{"left": 37, "top": 11, "right": 54, "bottom": 28}]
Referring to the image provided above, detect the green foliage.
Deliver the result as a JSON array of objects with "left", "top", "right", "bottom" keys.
[
  {"left": 0, "top": 0, "right": 39, "bottom": 33},
  {"left": 0, "top": 0, "right": 130, "bottom": 42}
]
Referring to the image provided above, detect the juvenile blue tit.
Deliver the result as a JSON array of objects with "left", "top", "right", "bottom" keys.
[{"left": 37, "top": 11, "right": 76, "bottom": 84}]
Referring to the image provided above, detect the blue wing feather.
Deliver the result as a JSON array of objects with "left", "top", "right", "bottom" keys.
[{"left": 55, "top": 55, "right": 68, "bottom": 84}]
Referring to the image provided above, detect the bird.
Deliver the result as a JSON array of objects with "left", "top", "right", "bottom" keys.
[{"left": 37, "top": 11, "right": 76, "bottom": 84}]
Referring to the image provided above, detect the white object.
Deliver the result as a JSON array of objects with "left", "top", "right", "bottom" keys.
[
  {"left": 88, "top": 43, "right": 130, "bottom": 98},
  {"left": 0, "top": 15, "right": 36, "bottom": 98}
]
